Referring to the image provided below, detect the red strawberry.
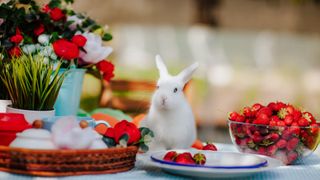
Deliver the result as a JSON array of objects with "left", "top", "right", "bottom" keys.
[
  {"left": 203, "top": 143, "right": 218, "bottom": 151},
  {"left": 286, "top": 137, "right": 299, "bottom": 151},
  {"left": 256, "top": 107, "right": 273, "bottom": 117},
  {"left": 281, "top": 129, "right": 292, "bottom": 140},
  {"left": 235, "top": 115, "right": 245, "bottom": 122},
  {"left": 252, "top": 103, "right": 263, "bottom": 112},
  {"left": 229, "top": 112, "right": 239, "bottom": 121},
  {"left": 274, "top": 102, "right": 286, "bottom": 111},
  {"left": 310, "top": 123, "right": 319, "bottom": 135},
  {"left": 284, "top": 115, "right": 294, "bottom": 126},
  {"left": 267, "top": 145, "right": 278, "bottom": 156},
  {"left": 276, "top": 139, "right": 287, "bottom": 149},
  {"left": 286, "top": 105, "right": 295, "bottom": 115},
  {"left": 292, "top": 110, "right": 302, "bottom": 121},
  {"left": 243, "top": 107, "right": 253, "bottom": 117},
  {"left": 270, "top": 115, "right": 280, "bottom": 122},
  {"left": 267, "top": 102, "right": 277, "bottom": 111},
  {"left": 269, "top": 133, "right": 280, "bottom": 142},
  {"left": 182, "top": 152, "right": 193, "bottom": 159},
  {"left": 254, "top": 114, "right": 270, "bottom": 125},
  {"left": 257, "top": 147, "right": 267, "bottom": 155},
  {"left": 287, "top": 151, "right": 298, "bottom": 164},
  {"left": 302, "top": 112, "right": 316, "bottom": 124},
  {"left": 277, "top": 121, "right": 286, "bottom": 127},
  {"left": 289, "top": 126, "right": 300, "bottom": 136},
  {"left": 252, "top": 131, "right": 263, "bottom": 143},
  {"left": 163, "top": 151, "right": 178, "bottom": 162},
  {"left": 298, "top": 118, "right": 309, "bottom": 127},
  {"left": 193, "top": 153, "right": 206, "bottom": 165},
  {"left": 175, "top": 153, "right": 196, "bottom": 164}
]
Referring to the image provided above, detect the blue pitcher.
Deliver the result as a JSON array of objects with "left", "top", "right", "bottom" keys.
[{"left": 54, "top": 68, "right": 86, "bottom": 116}]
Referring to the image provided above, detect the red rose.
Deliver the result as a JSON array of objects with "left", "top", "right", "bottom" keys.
[
  {"left": 10, "top": 34, "right": 23, "bottom": 44},
  {"left": 71, "top": 35, "right": 87, "bottom": 47},
  {"left": 34, "top": 24, "right": 45, "bottom": 36},
  {"left": 9, "top": 47, "right": 22, "bottom": 57},
  {"left": 50, "top": 7, "right": 65, "bottom": 21},
  {"left": 105, "top": 128, "right": 115, "bottom": 138},
  {"left": 53, "top": 39, "right": 79, "bottom": 60},
  {"left": 113, "top": 120, "right": 141, "bottom": 145},
  {"left": 42, "top": 4, "right": 51, "bottom": 13},
  {"left": 97, "top": 60, "right": 115, "bottom": 82}
]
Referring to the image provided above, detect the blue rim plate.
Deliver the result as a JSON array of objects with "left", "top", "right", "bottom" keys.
[{"left": 151, "top": 150, "right": 268, "bottom": 169}]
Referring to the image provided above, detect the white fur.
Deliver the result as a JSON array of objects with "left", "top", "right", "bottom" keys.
[{"left": 141, "top": 55, "right": 199, "bottom": 151}]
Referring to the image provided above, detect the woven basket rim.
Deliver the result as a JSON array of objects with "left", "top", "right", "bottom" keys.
[{"left": 0, "top": 145, "right": 138, "bottom": 154}]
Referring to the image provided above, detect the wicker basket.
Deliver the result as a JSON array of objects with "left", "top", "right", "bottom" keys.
[{"left": 0, "top": 145, "right": 138, "bottom": 176}]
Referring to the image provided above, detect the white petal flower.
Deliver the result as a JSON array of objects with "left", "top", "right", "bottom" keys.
[
  {"left": 22, "top": 44, "right": 37, "bottom": 54},
  {"left": 38, "top": 34, "right": 50, "bottom": 45},
  {"left": 67, "top": 15, "right": 84, "bottom": 31},
  {"left": 79, "top": 32, "right": 113, "bottom": 64}
]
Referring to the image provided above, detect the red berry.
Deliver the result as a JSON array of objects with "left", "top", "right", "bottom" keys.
[
  {"left": 267, "top": 145, "right": 278, "bottom": 156},
  {"left": 163, "top": 151, "right": 178, "bottom": 162},
  {"left": 286, "top": 137, "right": 299, "bottom": 151},
  {"left": 277, "top": 121, "right": 286, "bottom": 127},
  {"left": 243, "top": 107, "right": 253, "bottom": 117},
  {"left": 229, "top": 112, "right": 239, "bottom": 121},
  {"left": 289, "top": 126, "right": 300, "bottom": 136},
  {"left": 298, "top": 118, "right": 309, "bottom": 126},
  {"left": 302, "top": 112, "right": 316, "bottom": 124},
  {"left": 284, "top": 115, "right": 294, "bottom": 126},
  {"left": 256, "top": 107, "right": 273, "bottom": 117},
  {"left": 252, "top": 131, "right": 263, "bottom": 143},
  {"left": 281, "top": 129, "right": 292, "bottom": 140},
  {"left": 235, "top": 115, "right": 245, "bottom": 122},
  {"left": 270, "top": 133, "right": 280, "bottom": 141},
  {"left": 254, "top": 114, "right": 270, "bottom": 125},
  {"left": 270, "top": 116, "right": 280, "bottom": 122},
  {"left": 310, "top": 123, "right": 319, "bottom": 135},
  {"left": 193, "top": 153, "right": 206, "bottom": 165},
  {"left": 203, "top": 143, "right": 218, "bottom": 151},
  {"left": 252, "top": 103, "right": 263, "bottom": 112},
  {"left": 286, "top": 105, "right": 295, "bottom": 114},
  {"left": 287, "top": 151, "right": 298, "bottom": 164},
  {"left": 267, "top": 102, "right": 277, "bottom": 111},
  {"left": 274, "top": 102, "right": 286, "bottom": 111},
  {"left": 257, "top": 147, "right": 267, "bottom": 155},
  {"left": 292, "top": 110, "right": 302, "bottom": 121},
  {"left": 276, "top": 139, "right": 287, "bottom": 149},
  {"left": 269, "top": 120, "right": 277, "bottom": 126},
  {"left": 175, "top": 153, "right": 196, "bottom": 164}
]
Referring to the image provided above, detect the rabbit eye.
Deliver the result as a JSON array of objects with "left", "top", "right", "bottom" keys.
[{"left": 173, "top": 88, "right": 178, "bottom": 93}]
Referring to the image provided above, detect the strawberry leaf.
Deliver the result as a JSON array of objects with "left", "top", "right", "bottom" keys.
[{"left": 102, "top": 137, "right": 116, "bottom": 147}]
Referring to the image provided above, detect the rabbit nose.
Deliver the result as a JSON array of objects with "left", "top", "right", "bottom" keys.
[{"left": 161, "top": 96, "right": 167, "bottom": 104}]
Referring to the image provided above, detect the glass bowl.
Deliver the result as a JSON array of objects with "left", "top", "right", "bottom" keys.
[{"left": 228, "top": 120, "right": 320, "bottom": 165}]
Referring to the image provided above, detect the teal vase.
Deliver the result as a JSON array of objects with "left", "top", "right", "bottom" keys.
[{"left": 54, "top": 68, "right": 86, "bottom": 116}]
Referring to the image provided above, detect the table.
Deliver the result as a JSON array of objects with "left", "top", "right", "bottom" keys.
[{"left": 1, "top": 144, "right": 320, "bottom": 180}]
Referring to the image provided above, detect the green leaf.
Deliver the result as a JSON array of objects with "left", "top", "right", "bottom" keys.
[
  {"left": 139, "top": 143, "right": 149, "bottom": 152},
  {"left": 102, "top": 136, "right": 116, "bottom": 147},
  {"left": 102, "top": 33, "right": 112, "bottom": 41}
]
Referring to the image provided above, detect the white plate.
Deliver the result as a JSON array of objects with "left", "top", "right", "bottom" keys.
[{"left": 150, "top": 150, "right": 283, "bottom": 178}]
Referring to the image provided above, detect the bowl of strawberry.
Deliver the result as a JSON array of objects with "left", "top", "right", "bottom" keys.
[{"left": 228, "top": 101, "right": 320, "bottom": 165}]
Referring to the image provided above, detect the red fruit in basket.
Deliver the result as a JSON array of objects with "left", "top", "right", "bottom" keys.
[
  {"left": 284, "top": 115, "right": 294, "bottom": 126},
  {"left": 193, "top": 153, "right": 206, "bottom": 165},
  {"left": 281, "top": 129, "right": 292, "bottom": 140},
  {"left": 235, "top": 115, "right": 245, "bottom": 122},
  {"left": 203, "top": 143, "right": 218, "bottom": 151},
  {"left": 267, "top": 102, "right": 277, "bottom": 111},
  {"left": 256, "top": 107, "right": 273, "bottom": 117},
  {"left": 277, "top": 121, "right": 286, "bottom": 127},
  {"left": 286, "top": 105, "right": 295, "bottom": 114},
  {"left": 303, "top": 112, "right": 316, "bottom": 124},
  {"left": 253, "top": 132, "right": 263, "bottom": 143},
  {"left": 175, "top": 153, "right": 196, "bottom": 164},
  {"left": 289, "top": 126, "right": 300, "bottom": 136},
  {"left": 274, "top": 102, "right": 286, "bottom": 111},
  {"left": 310, "top": 123, "right": 319, "bottom": 135},
  {"left": 276, "top": 139, "right": 287, "bottom": 149},
  {"left": 252, "top": 103, "right": 263, "bottom": 112},
  {"left": 286, "top": 137, "right": 299, "bottom": 151},
  {"left": 267, "top": 145, "right": 278, "bottom": 156},
  {"left": 270, "top": 133, "right": 280, "bottom": 141},
  {"left": 269, "top": 120, "right": 277, "bottom": 126},
  {"left": 292, "top": 110, "right": 302, "bottom": 121},
  {"left": 270, "top": 115, "right": 280, "bottom": 122},
  {"left": 291, "top": 122, "right": 299, "bottom": 126},
  {"left": 298, "top": 118, "right": 309, "bottom": 127},
  {"left": 287, "top": 151, "right": 298, "bottom": 164},
  {"left": 229, "top": 112, "right": 239, "bottom": 121},
  {"left": 163, "top": 151, "right": 178, "bottom": 162},
  {"left": 254, "top": 114, "right": 270, "bottom": 125},
  {"left": 243, "top": 107, "right": 253, "bottom": 117},
  {"left": 257, "top": 147, "right": 267, "bottom": 155}
]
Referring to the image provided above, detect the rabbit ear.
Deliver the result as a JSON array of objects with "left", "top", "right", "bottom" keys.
[
  {"left": 177, "top": 62, "right": 199, "bottom": 84},
  {"left": 155, "top": 55, "right": 169, "bottom": 78}
]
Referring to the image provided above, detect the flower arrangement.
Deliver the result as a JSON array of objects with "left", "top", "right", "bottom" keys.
[
  {"left": 0, "top": 54, "right": 66, "bottom": 110},
  {"left": 103, "top": 120, "right": 154, "bottom": 152},
  {"left": 0, "top": 0, "right": 114, "bottom": 82}
]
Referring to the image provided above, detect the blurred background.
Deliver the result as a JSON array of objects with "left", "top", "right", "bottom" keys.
[{"left": 70, "top": 0, "right": 320, "bottom": 143}]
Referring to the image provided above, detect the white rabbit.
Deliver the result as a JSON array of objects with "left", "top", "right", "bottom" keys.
[{"left": 141, "top": 55, "right": 199, "bottom": 151}]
